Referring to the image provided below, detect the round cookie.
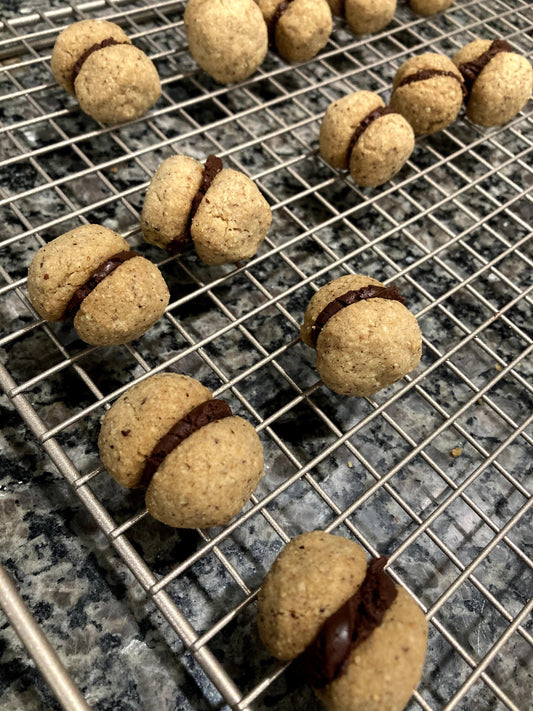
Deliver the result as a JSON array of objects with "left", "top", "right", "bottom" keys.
[
  {"left": 327, "top": 0, "right": 396, "bottom": 36},
  {"left": 27, "top": 225, "right": 169, "bottom": 346},
  {"left": 142, "top": 154, "right": 272, "bottom": 265},
  {"left": 319, "top": 90, "right": 414, "bottom": 187},
  {"left": 51, "top": 20, "right": 160, "bottom": 124},
  {"left": 390, "top": 53, "right": 465, "bottom": 135},
  {"left": 98, "top": 373, "right": 264, "bottom": 528},
  {"left": 258, "top": 531, "right": 427, "bottom": 711},
  {"left": 257, "top": 0, "right": 332, "bottom": 63},
  {"left": 409, "top": 0, "right": 453, "bottom": 15},
  {"left": 300, "top": 274, "right": 422, "bottom": 396},
  {"left": 453, "top": 39, "right": 533, "bottom": 127},
  {"left": 184, "top": 0, "right": 268, "bottom": 84}
]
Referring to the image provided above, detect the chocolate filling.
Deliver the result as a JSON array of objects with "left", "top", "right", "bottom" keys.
[
  {"left": 299, "top": 556, "right": 397, "bottom": 687},
  {"left": 346, "top": 106, "right": 396, "bottom": 167},
  {"left": 71, "top": 37, "right": 129, "bottom": 89},
  {"left": 63, "top": 250, "right": 140, "bottom": 320},
  {"left": 398, "top": 68, "right": 467, "bottom": 98},
  {"left": 166, "top": 154, "right": 224, "bottom": 256},
  {"left": 268, "top": 0, "right": 295, "bottom": 47},
  {"left": 458, "top": 39, "right": 512, "bottom": 94},
  {"left": 139, "top": 398, "right": 232, "bottom": 486},
  {"left": 310, "top": 284, "right": 405, "bottom": 347}
]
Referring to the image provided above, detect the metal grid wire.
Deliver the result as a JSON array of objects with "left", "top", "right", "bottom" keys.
[{"left": 1, "top": 0, "right": 532, "bottom": 709}]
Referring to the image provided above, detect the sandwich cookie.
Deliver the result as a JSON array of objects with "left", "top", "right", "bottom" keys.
[
  {"left": 98, "top": 373, "right": 264, "bottom": 528},
  {"left": 51, "top": 19, "right": 160, "bottom": 124},
  {"left": 27, "top": 225, "right": 169, "bottom": 346},
  {"left": 319, "top": 90, "right": 414, "bottom": 187},
  {"left": 453, "top": 38, "right": 533, "bottom": 127},
  {"left": 257, "top": 0, "right": 332, "bottom": 63},
  {"left": 300, "top": 274, "right": 422, "bottom": 396},
  {"left": 390, "top": 53, "right": 465, "bottom": 135},
  {"left": 258, "top": 531, "right": 427, "bottom": 711},
  {"left": 142, "top": 154, "right": 272, "bottom": 265},
  {"left": 184, "top": 0, "right": 268, "bottom": 84}
]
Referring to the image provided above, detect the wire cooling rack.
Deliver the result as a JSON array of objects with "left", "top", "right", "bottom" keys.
[{"left": 1, "top": 0, "right": 532, "bottom": 709}]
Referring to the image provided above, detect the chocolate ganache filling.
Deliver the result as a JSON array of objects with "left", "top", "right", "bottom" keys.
[
  {"left": 268, "top": 0, "right": 295, "bottom": 47},
  {"left": 346, "top": 106, "right": 396, "bottom": 167},
  {"left": 71, "top": 37, "right": 130, "bottom": 89},
  {"left": 398, "top": 68, "right": 467, "bottom": 98},
  {"left": 299, "top": 556, "right": 397, "bottom": 688},
  {"left": 458, "top": 39, "right": 512, "bottom": 94},
  {"left": 139, "top": 398, "right": 232, "bottom": 486},
  {"left": 166, "top": 154, "right": 224, "bottom": 255},
  {"left": 310, "top": 284, "right": 405, "bottom": 347},
  {"left": 63, "top": 250, "right": 140, "bottom": 320}
]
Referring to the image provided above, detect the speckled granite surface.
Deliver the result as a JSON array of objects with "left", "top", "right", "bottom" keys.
[{"left": 1, "top": 1, "right": 532, "bottom": 710}]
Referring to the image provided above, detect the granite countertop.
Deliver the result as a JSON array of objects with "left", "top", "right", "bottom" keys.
[{"left": 1, "top": 1, "right": 532, "bottom": 710}]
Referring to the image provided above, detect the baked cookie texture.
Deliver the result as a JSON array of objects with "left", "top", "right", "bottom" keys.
[
  {"left": 300, "top": 274, "right": 422, "bottom": 396},
  {"left": 319, "top": 90, "right": 414, "bottom": 187},
  {"left": 327, "top": 0, "right": 396, "bottom": 35},
  {"left": 98, "top": 373, "right": 264, "bottom": 528},
  {"left": 453, "top": 39, "right": 533, "bottom": 127},
  {"left": 409, "top": 0, "right": 453, "bottom": 15},
  {"left": 142, "top": 155, "right": 272, "bottom": 265},
  {"left": 27, "top": 225, "right": 169, "bottom": 346},
  {"left": 185, "top": 0, "right": 268, "bottom": 83},
  {"left": 390, "top": 53, "right": 465, "bottom": 135},
  {"left": 258, "top": 531, "right": 427, "bottom": 711},
  {"left": 51, "top": 19, "right": 160, "bottom": 124},
  {"left": 257, "top": 0, "right": 332, "bottom": 63}
]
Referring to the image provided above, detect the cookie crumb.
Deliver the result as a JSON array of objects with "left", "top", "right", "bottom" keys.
[{"left": 450, "top": 447, "right": 462, "bottom": 458}]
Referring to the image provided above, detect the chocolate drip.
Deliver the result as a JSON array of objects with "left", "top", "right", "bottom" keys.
[
  {"left": 140, "top": 398, "right": 232, "bottom": 486},
  {"left": 346, "top": 106, "right": 396, "bottom": 167},
  {"left": 268, "top": 0, "right": 295, "bottom": 47},
  {"left": 299, "top": 556, "right": 397, "bottom": 687},
  {"left": 310, "top": 284, "right": 405, "bottom": 347},
  {"left": 166, "top": 154, "right": 224, "bottom": 255},
  {"left": 458, "top": 39, "right": 512, "bottom": 94},
  {"left": 63, "top": 250, "right": 139, "bottom": 320},
  {"left": 71, "top": 37, "right": 129, "bottom": 89},
  {"left": 398, "top": 68, "right": 466, "bottom": 97}
]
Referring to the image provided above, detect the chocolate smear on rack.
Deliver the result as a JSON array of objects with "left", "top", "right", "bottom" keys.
[
  {"left": 71, "top": 37, "right": 130, "bottom": 88},
  {"left": 398, "top": 68, "right": 467, "bottom": 97},
  {"left": 140, "top": 399, "right": 232, "bottom": 486},
  {"left": 299, "top": 556, "right": 397, "bottom": 687},
  {"left": 166, "top": 154, "right": 223, "bottom": 255},
  {"left": 268, "top": 0, "right": 295, "bottom": 47},
  {"left": 63, "top": 250, "right": 140, "bottom": 320},
  {"left": 458, "top": 39, "right": 512, "bottom": 94},
  {"left": 310, "top": 284, "right": 405, "bottom": 347},
  {"left": 346, "top": 106, "right": 396, "bottom": 166}
]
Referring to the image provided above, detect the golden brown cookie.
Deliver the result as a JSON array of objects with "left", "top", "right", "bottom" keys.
[
  {"left": 390, "top": 53, "right": 465, "bottom": 135},
  {"left": 142, "top": 154, "right": 272, "bottom": 265},
  {"left": 319, "top": 91, "right": 414, "bottom": 187},
  {"left": 453, "top": 38, "right": 533, "bottom": 127},
  {"left": 51, "top": 19, "right": 160, "bottom": 124},
  {"left": 409, "top": 0, "right": 453, "bottom": 15},
  {"left": 257, "top": 0, "right": 332, "bottom": 63},
  {"left": 300, "top": 274, "right": 422, "bottom": 396},
  {"left": 327, "top": 0, "right": 396, "bottom": 35},
  {"left": 184, "top": 0, "right": 268, "bottom": 84},
  {"left": 258, "top": 532, "right": 427, "bottom": 711},
  {"left": 98, "top": 373, "right": 264, "bottom": 528},
  {"left": 27, "top": 225, "right": 169, "bottom": 346}
]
